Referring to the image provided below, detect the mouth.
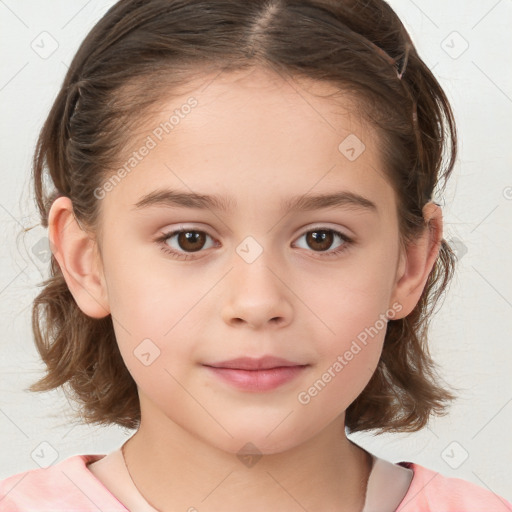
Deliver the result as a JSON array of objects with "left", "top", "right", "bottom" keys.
[{"left": 202, "top": 356, "right": 309, "bottom": 392}]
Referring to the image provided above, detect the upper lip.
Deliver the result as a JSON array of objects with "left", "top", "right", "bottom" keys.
[{"left": 204, "top": 356, "right": 307, "bottom": 370}]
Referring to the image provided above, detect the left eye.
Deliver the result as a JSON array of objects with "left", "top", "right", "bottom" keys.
[{"left": 293, "top": 228, "right": 352, "bottom": 256}]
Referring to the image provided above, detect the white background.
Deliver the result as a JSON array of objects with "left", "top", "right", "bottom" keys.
[{"left": 0, "top": 0, "right": 511, "bottom": 504}]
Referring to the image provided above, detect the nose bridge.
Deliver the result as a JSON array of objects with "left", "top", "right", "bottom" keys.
[{"left": 221, "top": 234, "right": 293, "bottom": 328}]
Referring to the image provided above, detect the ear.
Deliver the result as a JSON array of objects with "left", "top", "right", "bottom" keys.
[
  {"left": 389, "top": 202, "right": 443, "bottom": 319},
  {"left": 48, "top": 196, "right": 110, "bottom": 319}
]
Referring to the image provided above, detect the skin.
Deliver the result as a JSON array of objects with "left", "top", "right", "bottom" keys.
[{"left": 48, "top": 66, "right": 443, "bottom": 511}]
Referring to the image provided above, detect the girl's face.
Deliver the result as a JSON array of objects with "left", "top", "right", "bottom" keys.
[{"left": 93, "top": 67, "right": 406, "bottom": 453}]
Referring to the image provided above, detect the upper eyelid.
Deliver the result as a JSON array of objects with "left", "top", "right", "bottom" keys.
[{"left": 160, "top": 223, "right": 351, "bottom": 234}]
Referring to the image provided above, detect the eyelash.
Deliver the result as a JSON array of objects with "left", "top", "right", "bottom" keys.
[{"left": 155, "top": 227, "right": 353, "bottom": 261}]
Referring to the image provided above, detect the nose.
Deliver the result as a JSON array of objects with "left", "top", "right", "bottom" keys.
[{"left": 220, "top": 252, "right": 293, "bottom": 330}]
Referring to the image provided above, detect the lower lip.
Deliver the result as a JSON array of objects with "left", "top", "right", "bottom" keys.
[{"left": 204, "top": 365, "right": 308, "bottom": 392}]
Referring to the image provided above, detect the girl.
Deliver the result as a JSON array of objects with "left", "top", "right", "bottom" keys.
[{"left": 1, "top": 0, "right": 510, "bottom": 510}]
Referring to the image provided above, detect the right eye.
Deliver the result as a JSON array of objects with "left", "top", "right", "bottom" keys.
[{"left": 155, "top": 228, "right": 218, "bottom": 260}]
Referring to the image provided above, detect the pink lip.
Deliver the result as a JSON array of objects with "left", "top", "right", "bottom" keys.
[
  {"left": 203, "top": 356, "right": 309, "bottom": 392},
  {"left": 206, "top": 356, "right": 303, "bottom": 370}
]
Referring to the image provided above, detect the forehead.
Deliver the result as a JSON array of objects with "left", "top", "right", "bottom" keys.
[
  {"left": 102, "top": 66, "right": 394, "bottom": 218},
  {"left": 188, "top": 66, "right": 365, "bottom": 128}
]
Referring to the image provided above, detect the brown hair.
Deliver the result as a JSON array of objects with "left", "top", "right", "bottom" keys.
[{"left": 27, "top": 0, "right": 458, "bottom": 434}]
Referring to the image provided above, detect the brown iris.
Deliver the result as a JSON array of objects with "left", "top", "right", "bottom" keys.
[
  {"left": 306, "top": 230, "right": 333, "bottom": 251},
  {"left": 177, "top": 231, "right": 207, "bottom": 252}
]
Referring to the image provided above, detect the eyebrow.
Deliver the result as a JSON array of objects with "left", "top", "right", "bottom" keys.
[{"left": 132, "top": 188, "right": 377, "bottom": 214}]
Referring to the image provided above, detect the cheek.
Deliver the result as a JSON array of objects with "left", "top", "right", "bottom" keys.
[
  {"left": 295, "top": 320, "right": 386, "bottom": 421},
  {"left": 104, "top": 247, "right": 204, "bottom": 335},
  {"left": 291, "top": 250, "right": 394, "bottom": 404},
  {"left": 103, "top": 257, "right": 207, "bottom": 390},
  {"left": 292, "top": 254, "right": 395, "bottom": 349}
]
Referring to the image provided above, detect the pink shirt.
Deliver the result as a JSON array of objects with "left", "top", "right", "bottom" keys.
[{"left": 1, "top": 446, "right": 511, "bottom": 511}]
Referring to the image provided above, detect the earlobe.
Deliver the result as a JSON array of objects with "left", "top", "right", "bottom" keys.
[
  {"left": 389, "top": 202, "right": 443, "bottom": 319},
  {"left": 48, "top": 196, "right": 110, "bottom": 319}
]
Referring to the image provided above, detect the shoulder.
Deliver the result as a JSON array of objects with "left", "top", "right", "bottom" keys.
[
  {"left": 0, "top": 454, "right": 127, "bottom": 511},
  {"left": 396, "top": 461, "right": 512, "bottom": 512}
]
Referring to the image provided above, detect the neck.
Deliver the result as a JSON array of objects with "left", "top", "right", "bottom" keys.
[{"left": 123, "top": 409, "right": 372, "bottom": 512}]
